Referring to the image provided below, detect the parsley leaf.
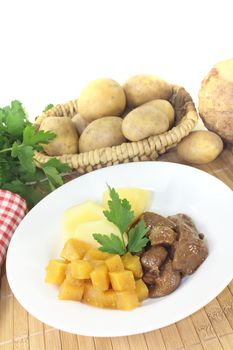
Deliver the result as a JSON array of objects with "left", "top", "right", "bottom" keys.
[
  {"left": 17, "top": 145, "right": 35, "bottom": 173},
  {"left": 127, "top": 220, "right": 149, "bottom": 253},
  {"left": 42, "top": 166, "right": 63, "bottom": 190},
  {"left": 42, "top": 158, "right": 70, "bottom": 173},
  {"left": 41, "top": 159, "right": 70, "bottom": 191},
  {"left": 23, "top": 125, "right": 55, "bottom": 150},
  {"left": 103, "top": 186, "right": 135, "bottom": 234},
  {"left": 92, "top": 233, "right": 126, "bottom": 255},
  {"left": 93, "top": 186, "right": 150, "bottom": 255},
  {"left": 5, "top": 100, "right": 28, "bottom": 137},
  {"left": 0, "top": 100, "right": 71, "bottom": 208},
  {"left": 43, "top": 104, "right": 54, "bottom": 112}
]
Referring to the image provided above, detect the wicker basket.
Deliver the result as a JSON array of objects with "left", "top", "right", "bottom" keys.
[{"left": 34, "top": 84, "right": 198, "bottom": 176}]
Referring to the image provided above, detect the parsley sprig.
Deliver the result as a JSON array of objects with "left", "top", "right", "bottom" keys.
[
  {"left": 93, "top": 186, "right": 149, "bottom": 255},
  {"left": 0, "top": 100, "right": 70, "bottom": 208}
]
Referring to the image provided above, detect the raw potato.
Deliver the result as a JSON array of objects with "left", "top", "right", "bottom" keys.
[
  {"left": 72, "top": 113, "right": 89, "bottom": 135},
  {"left": 143, "top": 99, "right": 175, "bottom": 128},
  {"left": 198, "top": 58, "right": 233, "bottom": 143},
  {"left": 122, "top": 105, "right": 169, "bottom": 141},
  {"left": 78, "top": 78, "right": 126, "bottom": 122},
  {"left": 177, "top": 130, "right": 223, "bottom": 164},
  {"left": 39, "top": 117, "right": 79, "bottom": 156},
  {"left": 123, "top": 74, "right": 172, "bottom": 108},
  {"left": 79, "top": 116, "right": 126, "bottom": 153}
]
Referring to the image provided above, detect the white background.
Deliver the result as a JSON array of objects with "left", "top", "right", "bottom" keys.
[{"left": 0, "top": 0, "right": 232, "bottom": 121}]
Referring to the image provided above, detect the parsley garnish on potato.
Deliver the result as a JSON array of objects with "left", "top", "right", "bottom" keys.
[
  {"left": 93, "top": 186, "right": 149, "bottom": 255},
  {"left": 0, "top": 100, "right": 70, "bottom": 208}
]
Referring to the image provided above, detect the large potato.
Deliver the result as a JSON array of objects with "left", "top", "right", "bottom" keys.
[
  {"left": 72, "top": 113, "right": 89, "bottom": 135},
  {"left": 39, "top": 117, "right": 79, "bottom": 156},
  {"left": 78, "top": 78, "right": 126, "bottom": 122},
  {"left": 143, "top": 99, "right": 175, "bottom": 128},
  {"left": 198, "top": 58, "right": 233, "bottom": 143},
  {"left": 122, "top": 105, "right": 169, "bottom": 141},
  {"left": 123, "top": 74, "right": 172, "bottom": 108},
  {"left": 79, "top": 116, "right": 126, "bottom": 153},
  {"left": 177, "top": 130, "right": 223, "bottom": 164}
]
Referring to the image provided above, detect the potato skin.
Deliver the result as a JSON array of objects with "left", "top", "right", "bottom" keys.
[
  {"left": 79, "top": 116, "right": 126, "bottom": 153},
  {"left": 143, "top": 99, "right": 175, "bottom": 128},
  {"left": 39, "top": 117, "right": 79, "bottom": 156},
  {"left": 78, "top": 78, "right": 126, "bottom": 122},
  {"left": 122, "top": 105, "right": 169, "bottom": 141},
  {"left": 123, "top": 74, "right": 172, "bottom": 108},
  {"left": 72, "top": 113, "right": 89, "bottom": 135},
  {"left": 177, "top": 130, "right": 223, "bottom": 164},
  {"left": 198, "top": 59, "right": 233, "bottom": 143}
]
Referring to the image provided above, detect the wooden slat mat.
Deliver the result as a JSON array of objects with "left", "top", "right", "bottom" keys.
[{"left": 1, "top": 147, "right": 233, "bottom": 350}]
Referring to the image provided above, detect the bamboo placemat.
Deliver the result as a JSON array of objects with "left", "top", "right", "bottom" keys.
[{"left": 1, "top": 147, "right": 233, "bottom": 350}]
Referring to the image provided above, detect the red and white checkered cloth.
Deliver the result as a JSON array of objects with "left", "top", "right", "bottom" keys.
[{"left": 0, "top": 190, "right": 28, "bottom": 266}]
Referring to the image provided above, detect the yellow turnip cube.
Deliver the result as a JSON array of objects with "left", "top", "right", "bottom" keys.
[
  {"left": 121, "top": 252, "right": 143, "bottom": 278},
  {"left": 103, "top": 187, "right": 152, "bottom": 219},
  {"left": 84, "top": 248, "right": 112, "bottom": 261},
  {"left": 90, "top": 264, "right": 110, "bottom": 291},
  {"left": 109, "top": 270, "right": 136, "bottom": 291},
  {"left": 105, "top": 254, "right": 124, "bottom": 272},
  {"left": 102, "top": 290, "right": 117, "bottom": 309},
  {"left": 116, "top": 291, "right": 139, "bottom": 310},
  {"left": 83, "top": 283, "right": 117, "bottom": 309},
  {"left": 45, "top": 260, "right": 67, "bottom": 285},
  {"left": 62, "top": 200, "right": 105, "bottom": 242},
  {"left": 59, "top": 279, "right": 84, "bottom": 301},
  {"left": 71, "top": 259, "right": 93, "bottom": 279},
  {"left": 135, "top": 279, "right": 149, "bottom": 301},
  {"left": 65, "top": 264, "right": 85, "bottom": 286},
  {"left": 60, "top": 239, "right": 91, "bottom": 261}
]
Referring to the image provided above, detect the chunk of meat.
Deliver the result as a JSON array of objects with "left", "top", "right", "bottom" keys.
[
  {"left": 140, "top": 246, "right": 168, "bottom": 275},
  {"left": 149, "top": 226, "right": 177, "bottom": 246},
  {"left": 172, "top": 237, "right": 208, "bottom": 275},
  {"left": 141, "top": 212, "right": 176, "bottom": 234},
  {"left": 149, "top": 260, "right": 181, "bottom": 297},
  {"left": 168, "top": 214, "right": 200, "bottom": 241},
  {"left": 143, "top": 270, "right": 159, "bottom": 284}
]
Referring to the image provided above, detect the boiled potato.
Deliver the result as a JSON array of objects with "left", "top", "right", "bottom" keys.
[
  {"left": 123, "top": 74, "right": 172, "bottom": 108},
  {"left": 39, "top": 116, "right": 79, "bottom": 156},
  {"left": 62, "top": 201, "right": 105, "bottom": 243},
  {"left": 103, "top": 187, "right": 151, "bottom": 219},
  {"left": 72, "top": 113, "right": 89, "bottom": 135},
  {"left": 177, "top": 130, "right": 223, "bottom": 164},
  {"left": 73, "top": 219, "right": 124, "bottom": 247},
  {"left": 78, "top": 78, "right": 126, "bottom": 122},
  {"left": 122, "top": 105, "right": 169, "bottom": 141},
  {"left": 143, "top": 99, "right": 175, "bottom": 128},
  {"left": 79, "top": 116, "right": 126, "bottom": 153}
]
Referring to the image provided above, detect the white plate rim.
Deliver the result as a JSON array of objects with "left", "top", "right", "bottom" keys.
[{"left": 6, "top": 161, "right": 233, "bottom": 337}]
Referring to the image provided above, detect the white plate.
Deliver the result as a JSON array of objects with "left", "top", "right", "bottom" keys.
[{"left": 6, "top": 162, "right": 233, "bottom": 337}]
